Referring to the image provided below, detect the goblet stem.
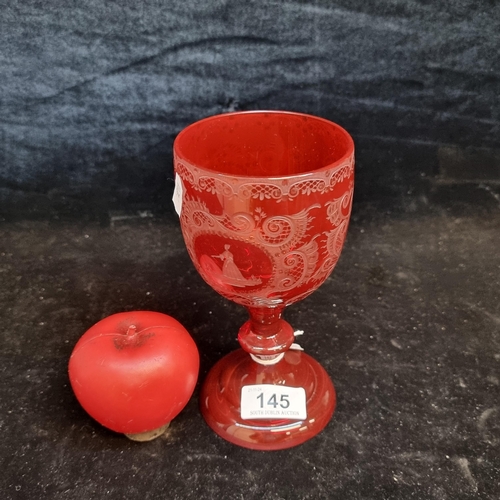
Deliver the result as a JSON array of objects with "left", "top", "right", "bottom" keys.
[{"left": 237, "top": 306, "right": 295, "bottom": 365}]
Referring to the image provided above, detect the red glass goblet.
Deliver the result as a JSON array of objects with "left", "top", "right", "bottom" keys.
[{"left": 174, "top": 111, "right": 354, "bottom": 450}]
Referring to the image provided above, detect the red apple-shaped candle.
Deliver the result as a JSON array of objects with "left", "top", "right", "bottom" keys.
[{"left": 69, "top": 311, "right": 199, "bottom": 441}]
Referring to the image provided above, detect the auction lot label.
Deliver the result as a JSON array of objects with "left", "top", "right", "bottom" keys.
[{"left": 241, "top": 384, "right": 307, "bottom": 420}]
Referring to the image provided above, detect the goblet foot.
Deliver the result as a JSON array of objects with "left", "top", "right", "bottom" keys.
[{"left": 200, "top": 349, "right": 336, "bottom": 450}]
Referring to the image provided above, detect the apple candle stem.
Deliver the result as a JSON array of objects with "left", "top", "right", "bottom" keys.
[
  {"left": 113, "top": 324, "right": 139, "bottom": 349},
  {"left": 126, "top": 325, "right": 137, "bottom": 337}
]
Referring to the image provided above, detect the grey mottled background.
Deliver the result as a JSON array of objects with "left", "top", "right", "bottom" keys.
[{"left": 1, "top": 0, "right": 499, "bottom": 219}]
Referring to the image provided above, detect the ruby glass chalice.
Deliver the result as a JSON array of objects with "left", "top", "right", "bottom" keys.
[{"left": 173, "top": 111, "right": 354, "bottom": 450}]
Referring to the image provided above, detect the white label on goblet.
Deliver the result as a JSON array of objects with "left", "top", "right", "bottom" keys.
[
  {"left": 241, "top": 385, "right": 307, "bottom": 420},
  {"left": 172, "top": 174, "right": 184, "bottom": 216}
]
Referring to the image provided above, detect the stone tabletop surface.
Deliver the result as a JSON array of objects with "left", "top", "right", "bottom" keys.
[{"left": 1, "top": 198, "right": 499, "bottom": 500}]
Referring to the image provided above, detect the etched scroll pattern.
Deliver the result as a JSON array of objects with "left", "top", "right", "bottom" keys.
[
  {"left": 180, "top": 199, "right": 319, "bottom": 304},
  {"left": 176, "top": 157, "right": 354, "bottom": 307},
  {"left": 180, "top": 195, "right": 351, "bottom": 307},
  {"left": 175, "top": 157, "right": 354, "bottom": 202}
]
